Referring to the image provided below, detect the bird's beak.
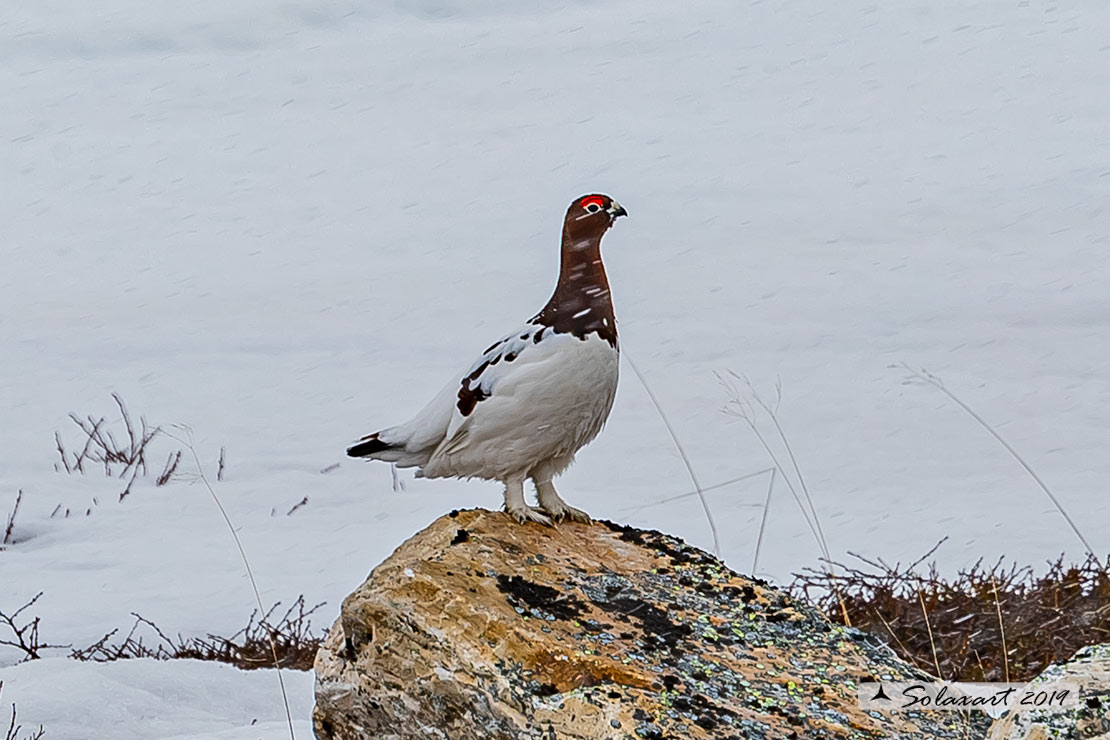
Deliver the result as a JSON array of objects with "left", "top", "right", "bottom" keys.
[{"left": 608, "top": 201, "right": 628, "bottom": 219}]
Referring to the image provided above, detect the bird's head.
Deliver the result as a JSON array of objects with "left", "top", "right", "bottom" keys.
[{"left": 563, "top": 193, "right": 627, "bottom": 244}]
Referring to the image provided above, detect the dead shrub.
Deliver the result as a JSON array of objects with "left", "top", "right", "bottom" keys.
[
  {"left": 793, "top": 541, "right": 1110, "bottom": 681},
  {"left": 72, "top": 597, "right": 326, "bottom": 671},
  {"left": 54, "top": 393, "right": 182, "bottom": 501},
  {"left": 0, "top": 593, "right": 69, "bottom": 662}
]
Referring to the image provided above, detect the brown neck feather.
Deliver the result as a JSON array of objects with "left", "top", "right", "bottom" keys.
[{"left": 531, "top": 226, "right": 618, "bottom": 348}]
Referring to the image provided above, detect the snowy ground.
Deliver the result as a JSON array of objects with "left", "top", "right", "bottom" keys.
[{"left": 2, "top": 0, "right": 1109, "bottom": 736}]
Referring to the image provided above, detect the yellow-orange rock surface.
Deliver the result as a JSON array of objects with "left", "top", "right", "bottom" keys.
[{"left": 313, "top": 509, "right": 972, "bottom": 739}]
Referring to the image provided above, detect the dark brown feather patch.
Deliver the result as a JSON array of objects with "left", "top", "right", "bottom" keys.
[
  {"left": 530, "top": 195, "right": 621, "bottom": 348},
  {"left": 457, "top": 378, "right": 489, "bottom": 416}
]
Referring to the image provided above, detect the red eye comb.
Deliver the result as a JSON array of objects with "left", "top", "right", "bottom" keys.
[{"left": 580, "top": 196, "right": 605, "bottom": 210}]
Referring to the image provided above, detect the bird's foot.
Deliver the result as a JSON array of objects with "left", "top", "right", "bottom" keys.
[
  {"left": 504, "top": 503, "right": 553, "bottom": 527},
  {"left": 534, "top": 481, "right": 592, "bottom": 524},
  {"left": 540, "top": 501, "right": 592, "bottom": 524}
]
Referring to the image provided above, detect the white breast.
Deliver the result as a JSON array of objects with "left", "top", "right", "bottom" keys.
[{"left": 420, "top": 330, "right": 619, "bottom": 481}]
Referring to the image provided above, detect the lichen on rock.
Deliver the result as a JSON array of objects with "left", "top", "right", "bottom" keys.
[
  {"left": 987, "top": 643, "right": 1110, "bottom": 740},
  {"left": 313, "top": 509, "right": 977, "bottom": 739}
]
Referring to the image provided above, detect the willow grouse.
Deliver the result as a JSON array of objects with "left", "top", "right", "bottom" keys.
[{"left": 347, "top": 193, "right": 627, "bottom": 525}]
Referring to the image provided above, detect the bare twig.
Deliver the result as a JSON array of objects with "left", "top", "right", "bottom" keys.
[
  {"left": 55, "top": 395, "right": 226, "bottom": 503},
  {"left": 57, "top": 395, "right": 162, "bottom": 497},
  {"left": 67, "top": 416, "right": 105, "bottom": 474},
  {"left": 3, "top": 491, "right": 22, "bottom": 546},
  {"left": 901, "top": 364, "right": 1095, "bottom": 557},
  {"left": 217, "top": 447, "right": 226, "bottom": 482},
  {"left": 0, "top": 593, "right": 69, "bottom": 661},
  {"left": 623, "top": 351, "right": 720, "bottom": 556},
  {"left": 286, "top": 497, "right": 309, "bottom": 516},
  {"left": 1, "top": 681, "right": 45, "bottom": 740},
  {"left": 54, "top": 432, "right": 71, "bottom": 474},
  {"left": 156, "top": 451, "right": 182, "bottom": 486}
]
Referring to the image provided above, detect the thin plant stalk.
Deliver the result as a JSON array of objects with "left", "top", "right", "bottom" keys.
[
  {"left": 903, "top": 364, "right": 1095, "bottom": 558},
  {"left": 873, "top": 610, "right": 928, "bottom": 674},
  {"left": 749, "top": 376, "right": 833, "bottom": 563},
  {"left": 166, "top": 428, "right": 296, "bottom": 740},
  {"left": 918, "top": 586, "right": 943, "bottom": 679},
  {"left": 624, "top": 351, "right": 720, "bottom": 556},
  {"left": 752, "top": 468, "right": 776, "bottom": 574},
  {"left": 733, "top": 407, "right": 822, "bottom": 554},
  {"left": 726, "top": 372, "right": 833, "bottom": 561},
  {"left": 719, "top": 373, "right": 850, "bottom": 625},
  {"left": 627, "top": 468, "right": 774, "bottom": 512},
  {"left": 992, "top": 574, "right": 1010, "bottom": 683}
]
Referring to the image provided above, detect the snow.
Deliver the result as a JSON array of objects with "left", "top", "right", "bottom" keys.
[
  {"left": 2, "top": 0, "right": 1109, "bottom": 737},
  {"left": 0, "top": 658, "right": 314, "bottom": 740}
]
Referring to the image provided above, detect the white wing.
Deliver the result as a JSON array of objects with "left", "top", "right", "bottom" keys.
[
  {"left": 365, "top": 324, "right": 549, "bottom": 466},
  {"left": 436, "top": 323, "right": 555, "bottom": 448},
  {"left": 358, "top": 321, "right": 618, "bottom": 481},
  {"left": 423, "top": 325, "right": 618, "bottom": 480}
]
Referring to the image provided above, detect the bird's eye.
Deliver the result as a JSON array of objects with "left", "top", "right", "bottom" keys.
[{"left": 581, "top": 195, "right": 605, "bottom": 213}]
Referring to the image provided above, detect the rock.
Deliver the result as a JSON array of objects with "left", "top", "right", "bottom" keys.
[
  {"left": 313, "top": 509, "right": 970, "bottom": 739},
  {"left": 987, "top": 643, "right": 1110, "bottom": 740}
]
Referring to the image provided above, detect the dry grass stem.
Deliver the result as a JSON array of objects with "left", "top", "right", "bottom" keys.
[
  {"left": 719, "top": 373, "right": 827, "bottom": 559},
  {"left": 625, "top": 351, "right": 720, "bottom": 556},
  {"left": 918, "top": 586, "right": 943, "bottom": 678},
  {"left": 992, "top": 574, "right": 1010, "bottom": 683},
  {"left": 165, "top": 427, "right": 297, "bottom": 740},
  {"left": 624, "top": 469, "right": 774, "bottom": 513},
  {"left": 901, "top": 364, "right": 1095, "bottom": 558},
  {"left": 719, "top": 372, "right": 850, "bottom": 624},
  {"left": 752, "top": 468, "right": 776, "bottom": 574}
]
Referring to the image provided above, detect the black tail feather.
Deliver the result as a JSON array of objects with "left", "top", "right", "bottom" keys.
[{"left": 347, "top": 434, "right": 392, "bottom": 458}]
